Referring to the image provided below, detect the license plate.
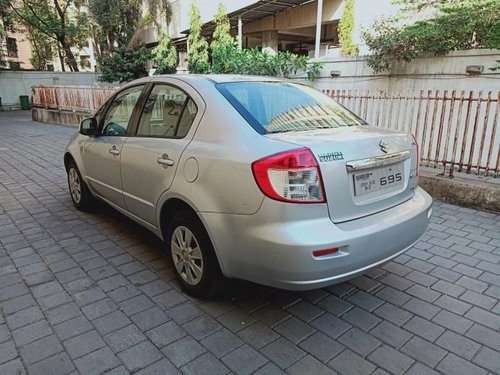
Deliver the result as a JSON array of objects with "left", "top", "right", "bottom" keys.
[{"left": 353, "top": 163, "right": 404, "bottom": 196}]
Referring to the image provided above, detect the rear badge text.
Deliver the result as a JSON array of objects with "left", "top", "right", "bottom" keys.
[{"left": 318, "top": 152, "right": 344, "bottom": 162}]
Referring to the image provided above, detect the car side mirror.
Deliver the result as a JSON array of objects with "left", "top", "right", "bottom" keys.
[{"left": 80, "top": 117, "right": 98, "bottom": 136}]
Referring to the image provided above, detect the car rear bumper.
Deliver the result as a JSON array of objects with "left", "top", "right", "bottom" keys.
[{"left": 201, "top": 187, "right": 432, "bottom": 290}]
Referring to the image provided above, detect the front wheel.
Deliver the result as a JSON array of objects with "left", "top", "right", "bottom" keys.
[
  {"left": 67, "top": 161, "right": 94, "bottom": 211},
  {"left": 166, "top": 210, "right": 221, "bottom": 298}
]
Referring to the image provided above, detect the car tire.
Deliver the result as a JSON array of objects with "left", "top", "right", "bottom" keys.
[
  {"left": 166, "top": 210, "right": 221, "bottom": 298},
  {"left": 67, "top": 161, "right": 94, "bottom": 211}
]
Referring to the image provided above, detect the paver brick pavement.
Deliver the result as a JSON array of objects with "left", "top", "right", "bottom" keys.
[{"left": 0, "top": 111, "right": 499, "bottom": 374}]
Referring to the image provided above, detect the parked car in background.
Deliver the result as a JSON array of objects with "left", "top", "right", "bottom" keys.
[{"left": 64, "top": 75, "right": 432, "bottom": 297}]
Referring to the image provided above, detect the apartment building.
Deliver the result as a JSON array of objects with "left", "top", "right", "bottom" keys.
[{"left": 138, "top": 0, "right": 397, "bottom": 62}]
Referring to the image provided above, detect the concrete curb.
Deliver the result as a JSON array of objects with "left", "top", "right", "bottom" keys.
[{"left": 420, "top": 173, "right": 500, "bottom": 213}]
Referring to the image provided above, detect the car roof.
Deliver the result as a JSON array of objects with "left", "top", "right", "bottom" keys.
[{"left": 153, "top": 74, "right": 284, "bottom": 84}]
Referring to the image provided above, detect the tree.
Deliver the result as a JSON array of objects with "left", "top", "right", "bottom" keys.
[
  {"left": 0, "top": 0, "right": 12, "bottom": 68},
  {"left": 89, "top": 0, "right": 142, "bottom": 54},
  {"left": 187, "top": 0, "right": 209, "bottom": 74},
  {"left": 152, "top": 29, "right": 178, "bottom": 74},
  {"left": 338, "top": 0, "right": 359, "bottom": 56},
  {"left": 362, "top": 0, "right": 500, "bottom": 72},
  {"left": 27, "top": 27, "right": 55, "bottom": 70},
  {"left": 98, "top": 45, "right": 151, "bottom": 82},
  {"left": 144, "top": 0, "right": 173, "bottom": 28},
  {"left": 210, "top": 3, "right": 236, "bottom": 73},
  {"left": 5, "top": 0, "right": 87, "bottom": 72}
]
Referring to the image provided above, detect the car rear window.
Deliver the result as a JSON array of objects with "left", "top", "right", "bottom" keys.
[{"left": 216, "top": 82, "right": 366, "bottom": 134}]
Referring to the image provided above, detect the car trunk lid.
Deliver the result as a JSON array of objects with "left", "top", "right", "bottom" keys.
[{"left": 266, "top": 126, "right": 419, "bottom": 223}]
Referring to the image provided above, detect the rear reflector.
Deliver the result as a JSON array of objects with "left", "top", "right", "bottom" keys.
[
  {"left": 313, "top": 248, "right": 339, "bottom": 257},
  {"left": 412, "top": 133, "right": 419, "bottom": 176}
]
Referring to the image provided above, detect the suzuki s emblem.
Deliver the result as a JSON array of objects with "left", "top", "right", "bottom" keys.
[{"left": 379, "top": 140, "right": 389, "bottom": 154}]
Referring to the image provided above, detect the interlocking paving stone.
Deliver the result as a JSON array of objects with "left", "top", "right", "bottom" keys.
[
  {"left": 370, "top": 321, "right": 412, "bottom": 349},
  {"left": 162, "top": 336, "right": 206, "bottom": 367},
  {"left": 167, "top": 301, "right": 203, "bottom": 325},
  {"left": 261, "top": 337, "right": 305, "bottom": 369},
  {"left": 435, "top": 330, "right": 481, "bottom": 360},
  {"left": 20, "top": 334, "right": 63, "bottom": 365},
  {"left": 465, "top": 306, "right": 500, "bottom": 330},
  {"left": 328, "top": 349, "right": 376, "bottom": 375},
  {"left": 6, "top": 306, "right": 44, "bottom": 330},
  {"left": 368, "top": 345, "right": 415, "bottom": 374},
  {"left": 436, "top": 353, "right": 488, "bottom": 375},
  {"left": 200, "top": 328, "right": 243, "bottom": 358},
  {"left": 273, "top": 317, "right": 315, "bottom": 344},
  {"left": 222, "top": 344, "right": 268, "bottom": 374},
  {"left": 180, "top": 352, "right": 229, "bottom": 375},
  {"left": 104, "top": 324, "right": 147, "bottom": 353},
  {"left": 92, "top": 311, "right": 131, "bottom": 336},
  {"left": 73, "top": 346, "right": 121, "bottom": 375},
  {"left": 117, "top": 341, "right": 163, "bottom": 372},
  {"left": 12, "top": 319, "right": 52, "bottom": 347},
  {"left": 130, "top": 306, "right": 170, "bottom": 331},
  {"left": 341, "top": 306, "right": 382, "bottom": 331},
  {"left": 286, "top": 354, "right": 336, "bottom": 375},
  {"left": 26, "top": 352, "right": 75, "bottom": 375},
  {"left": 1, "top": 112, "right": 499, "bottom": 374},
  {"left": 337, "top": 327, "right": 381, "bottom": 356},
  {"left": 53, "top": 315, "right": 93, "bottom": 341},
  {"left": 63, "top": 330, "right": 106, "bottom": 359},
  {"left": 135, "top": 359, "right": 180, "bottom": 375},
  {"left": 147, "top": 321, "right": 187, "bottom": 348},
  {"left": 0, "top": 340, "right": 18, "bottom": 365},
  {"left": 472, "top": 346, "right": 500, "bottom": 374},
  {"left": 469, "top": 324, "right": 500, "bottom": 351},
  {"left": 297, "top": 331, "right": 344, "bottom": 363},
  {"left": 373, "top": 303, "right": 413, "bottom": 326},
  {"left": 310, "top": 313, "right": 351, "bottom": 339},
  {"left": 217, "top": 308, "right": 257, "bottom": 332},
  {"left": 400, "top": 336, "right": 447, "bottom": 368},
  {"left": 0, "top": 358, "right": 26, "bottom": 375},
  {"left": 431, "top": 310, "right": 474, "bottom": 334}
]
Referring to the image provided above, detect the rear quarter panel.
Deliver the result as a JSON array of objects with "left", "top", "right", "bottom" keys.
[{"left": 157, "top": 82, "right": 298, "bottom": 217}]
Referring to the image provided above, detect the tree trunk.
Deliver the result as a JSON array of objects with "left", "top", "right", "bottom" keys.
[
  {"left": 61, "top": 41, "right": 79, "bottom": 72},
  {"left": 57, "top": 43, "right": 65, "bottom": 72}
]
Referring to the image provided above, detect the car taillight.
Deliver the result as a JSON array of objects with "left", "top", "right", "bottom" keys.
[
  {"left": 412, "top": 134, "right": 419, "bottom": 176},
  {"left": 252, "top": 148, "right": 326, "bottom": 203}
]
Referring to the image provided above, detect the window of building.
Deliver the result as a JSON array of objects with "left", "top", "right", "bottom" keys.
[
  {"left": 9, "top": 61, "right": 21, "bottom": 70},
  {"left": 6, "top": 38, "right": 18, "bottom": 58}
]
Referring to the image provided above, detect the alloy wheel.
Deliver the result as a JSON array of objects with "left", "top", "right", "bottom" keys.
[
  {"left": 68, "top": 168, "right": 81, "bottom": 204},
  {"left": 171, "top": 226, "right": 204, "bottom": 285}
]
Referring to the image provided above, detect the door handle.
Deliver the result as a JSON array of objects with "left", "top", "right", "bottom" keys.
[
  {"left": 109, "top": 146, "right": 120, "bottom": 156},
  {"left": 157, "top": 154, "right": 174, "bottom": 167}
]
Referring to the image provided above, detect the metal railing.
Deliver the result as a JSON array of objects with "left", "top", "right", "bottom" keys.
[
  {"left": 31, "top": 85, "right": 499, "bottom": 177},
  {"left": 323, "top": 89, "right": 499, "bottom": 177},
  {"left": 32, "top": 85, "right": 119, "bottom": 115}
]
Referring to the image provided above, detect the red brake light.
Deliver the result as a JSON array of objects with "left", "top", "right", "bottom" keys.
[
  {"left": 412, "top": 134, "right": 419, "bottom": 176},
  {"left": 252, "top": 148, "right": 326, "bottom": 203}
]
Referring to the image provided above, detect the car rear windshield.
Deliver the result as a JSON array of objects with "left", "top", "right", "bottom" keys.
[{"left": 216, "top": 82, "right": 366, "bottom": 134}]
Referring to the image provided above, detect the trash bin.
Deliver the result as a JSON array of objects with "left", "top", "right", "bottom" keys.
[
  {"left": 0, "top": 97, "right": 3, "bottom": 111},
  {"left": 20, "top": 95, "right": 30, "bottom": 110}
]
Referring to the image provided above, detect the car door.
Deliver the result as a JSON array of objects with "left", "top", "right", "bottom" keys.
[
  {"left": 120, "top": 83, "right": 200, "bottom": 226},
  {"left": 83, "top": 84, "right": 145, "bottom": 208}
]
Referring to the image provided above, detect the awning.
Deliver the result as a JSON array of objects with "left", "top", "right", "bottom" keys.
[{"left": 181, "top": 0, "right": 315, "bottom": 35}]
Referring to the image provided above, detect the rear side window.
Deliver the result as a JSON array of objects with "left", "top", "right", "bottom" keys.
[
  {"left": 137, "top": 84, "right": 198, "bottom": 138},
  {"left": 217, "top": 82, "right": 365, "bottom": 134}
]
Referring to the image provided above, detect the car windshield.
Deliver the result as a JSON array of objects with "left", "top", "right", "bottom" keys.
[{"left": 216, "top": 82, "right": 366, "bottom": 134}]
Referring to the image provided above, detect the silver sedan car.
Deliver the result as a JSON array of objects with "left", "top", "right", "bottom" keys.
[{"left": 64, "top": 75, "right": 432, "bottom": 297}]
